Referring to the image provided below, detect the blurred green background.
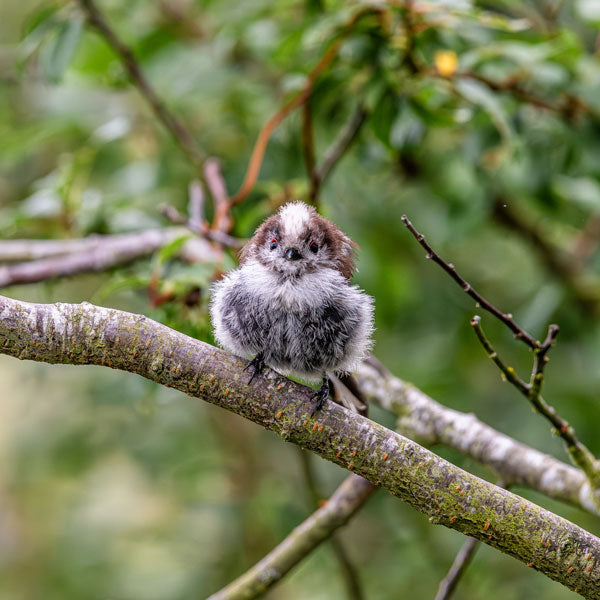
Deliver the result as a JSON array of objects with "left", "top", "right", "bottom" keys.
[{"left": 1, "top": 0, "right": 600, "bottom": 598}]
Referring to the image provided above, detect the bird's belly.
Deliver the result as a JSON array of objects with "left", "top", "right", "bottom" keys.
[{"left": 261, "top": 307, "right": 350, "bottom": 378}]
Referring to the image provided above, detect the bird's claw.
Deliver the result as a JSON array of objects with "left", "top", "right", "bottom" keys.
[
  {"left": 311, "top": 379, "right": 330, "bottom": 416},
  {"left": 244, "top": 353, "right": 265, "bottom": 384}
]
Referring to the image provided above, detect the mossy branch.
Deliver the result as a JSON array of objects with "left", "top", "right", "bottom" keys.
[
  {"left": 356, "top": 359, "right": 600, "bottom": 515},
  {"left": 0, "top": 296, "right": 599, "bottom": 597}
]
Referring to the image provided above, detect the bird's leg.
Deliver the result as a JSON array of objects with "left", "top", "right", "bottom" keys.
[
  {"left": 244, "top": 352, "right": 265, "bottom": 384},
  {"left": 311, "top": 376, "right": 330, "bottom": 416}
]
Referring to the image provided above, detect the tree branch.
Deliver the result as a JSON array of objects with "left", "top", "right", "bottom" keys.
[
  {"left": 0, "top": 228, "right": 221, "bottom": 288},
  {"left": 470, "top": 317, "right": 600, "bottom": 491},
  {"left": 356, "top": 359, "right": 600, "bottom": 514},
  {"left": 401, "top": 214, "right": 539, "bottom": 349},
  {"left": 401, "top": 215, "right": 600, "bottom": 495},
  {"left": 0, "top": 297, "right": 599, "bottom": 597},
  {"left": 78, "top": 0, "right": 205, "bottom": 170},
  {"left": 207, "top": 474, "right": 374, "bottom": 600}
]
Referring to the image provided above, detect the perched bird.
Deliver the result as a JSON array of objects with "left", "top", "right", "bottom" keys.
[{"left": 210, "top": 201, "right": 374, "bottom": 414}]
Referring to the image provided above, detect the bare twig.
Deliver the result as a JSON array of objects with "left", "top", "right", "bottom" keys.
[
  {"left": 401, "top": 214, "right": 539, "bottom": 348},
  {"left": 470, "top": 316, "right": 529, "bottom": 395},
  {"left": 309, "top": 104, "right": 368, "bottom": 204},
  {"left": 207, "top": 474, "right": 374, "bottom": 600},
  {"left": 434, "top": 538, "right": 479, "bottom": 600},
  {"left": 160, "top": 205, "right": 245, "bottom": 249},
  {"left": 298, "top": 450, "right": 367, "bottom": 600},
  {"left": 470, "top": 317, "right": 600, "bottom": 491},
  {"left": 0, "top": 228, "right": 220, "bottom": 288},
  {"left": 78, "top": 0, "right": 205, "bottom": 170},
  {"left": 1, "top": 296, "right": 600, "bottom": 597}
]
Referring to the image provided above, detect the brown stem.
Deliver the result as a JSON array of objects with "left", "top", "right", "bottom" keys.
[
  {"left": 401, "top": 214, "right": 540, "bottom": 348},
  {"left": 225, "top": 6, "right": 382, "bottom": 215}
]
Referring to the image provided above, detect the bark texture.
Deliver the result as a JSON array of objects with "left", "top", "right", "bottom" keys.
[
  {"left": 0, "top": 296, "right": 599, "bottom": 598},
  {"left": 356, "top": 360, "right": 600, "bottom": 514}
]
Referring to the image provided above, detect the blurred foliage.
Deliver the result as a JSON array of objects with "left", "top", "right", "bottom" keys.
[{"left": 1, "top": 0, "right": 600, "bottom": 598}]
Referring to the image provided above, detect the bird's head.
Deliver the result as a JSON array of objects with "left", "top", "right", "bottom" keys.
[{"left": 240, "top": 202, "right": 357, "bottom": 280}]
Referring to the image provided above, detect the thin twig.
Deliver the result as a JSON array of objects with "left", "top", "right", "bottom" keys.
[
  {"left": 470, "top": 316, "right": 529, "bottom": 394},
  {"left": 226, "top": 39, "right": 344, "bottom": 209},
  {"left": 435, "top": 537, "right": 479, "bottom": 600},
  {"left": 470, "top": 317, "right": 600, "bottom": 488},
  {"left": 160, "top": 205, "right": 245, "bottom": 249},
  {"left": 309, "top": 104, "right": 368, "bottom": 204},
  {"left": 204, "top": 158, "right": 232, "bottom": 233},
  {"left": 78, "top": 0, "right": 205, "bottom": 170},
  {"left": 401, "top": 214, "right": 539, "bottom": 348}
]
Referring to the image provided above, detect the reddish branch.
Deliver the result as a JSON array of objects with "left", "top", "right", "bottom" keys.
[{"left": 221, "top": 6, "right": 382, "bottom": 227}]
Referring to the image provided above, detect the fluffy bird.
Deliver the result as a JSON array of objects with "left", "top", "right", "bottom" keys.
[{"left": 210, "top": 202, "right": 374, "bottom": 413}]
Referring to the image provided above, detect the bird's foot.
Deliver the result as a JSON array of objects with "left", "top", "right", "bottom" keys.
[
  {"left": 244, "top": 353, "right": 265, "bottom": 384},
  {"left": 311, "top": 378, "right": 330, "bottom": 416}
]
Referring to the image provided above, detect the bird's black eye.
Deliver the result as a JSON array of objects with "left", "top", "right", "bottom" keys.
[
  {"left": 270, "top": 238, "right": 278, "bottom": 250},
  {"left": 309, "top": 241, "right": 318, "bottom": 254}
]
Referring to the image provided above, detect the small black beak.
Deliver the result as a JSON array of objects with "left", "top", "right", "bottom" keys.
[{"left": 284, "top": 247, "right": 302, "bottom": 261}]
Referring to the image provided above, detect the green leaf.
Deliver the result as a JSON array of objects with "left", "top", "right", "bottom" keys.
[
  {"left": 455, "top": 78, "right": 512, "bottom": 143},
  {"left": 155, "top": 234, "right": 193, "bottom": 266},
  {"left": 369, "top": 89, "right": 399, "bottom": 148},
  {"left": 40, "top": 14, "right": 84, "bottom": 83}
]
